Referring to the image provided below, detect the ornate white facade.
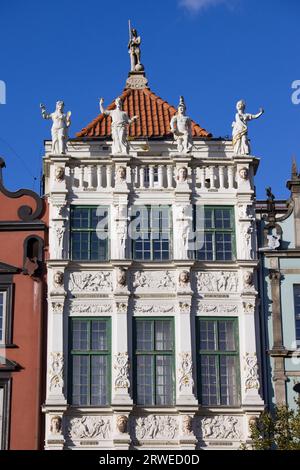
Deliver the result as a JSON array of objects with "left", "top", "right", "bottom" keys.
[{"left": 42, "top": 48, "right": 264, "bottom": 450}]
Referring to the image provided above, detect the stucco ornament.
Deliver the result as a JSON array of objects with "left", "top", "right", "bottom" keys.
[
  {"left": 115, "top": 166, "right": 127, "bottom": 184},
  {"left": 197, "top": 271, "right": 238, "bottom": 293},
  {"left": 53, "top": 271, "right": 64, "bottom": 287},
  {"left": 177, "top": 166, "right": 188, "bottom": 183},
  {"left": 69, "top": 271, "right": 112, "bottom": 292},
  {"left": 100, "top": 97, "right": 138, "bottom": 154},
  {"left": 239, "top": 167, "right": 249, "bottom": 180},
  {"left": 55, "top": 166, "right": 65, "bottom": 182},
  {"left": 244, "top": 353, "right": 260, "bottom": 391},
  {"left": 243, "top": 271, "right": 254, "bottom": 288},
  {"left": 232, "top": 100, "right": 264, "bottom": 155},
  {"left": 178, "top": 352, "right": 194, "bottom": 391},
  {"left": 69, "top": 416, "right": 111, "bottom": 439},
  {"left": 179, "top": 270, "right": 190, "bottom": 286},
  {"left": 182, "top": 416, "right": 193, "bottom": 435},
  {"left": 116, "top": 267, "right": 127, "bottom": 287},
  {"left": 40, "top": 101, "right": 71, "bottom": 154},
  {"left": 49, "top": 352, "right": 64, "bottom": 391},
  {"left": 114, "top": 352, "right": 130, "bottom": 390},
  {"left": 128, "top": 26, "right": 144, "bottom": 72},
  {"left": 170, "top": 96, "right": 193, "bottom": 154},
  {"left": 135, "top": 416, "right": 178, "bottom": 440},
  {"left": 116, "top": 415, "right": 128, "bottom": 434},
  {"left": 50, "top": 415, "right": 62, "bottom": 435},
  {"left": 201, "top": 416, "right": 241, "bottom": 440}
]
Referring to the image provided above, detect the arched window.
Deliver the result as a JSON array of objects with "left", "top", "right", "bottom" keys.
[{"left": 23, "top": 236, "right": 44, "bottom": 276}]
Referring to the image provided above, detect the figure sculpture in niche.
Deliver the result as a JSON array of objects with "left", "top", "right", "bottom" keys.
[
  {"left": 40, "top": 101, "right": 71, "bottom": 155},
  {"left": 170, "top": 96, "right": 193, "bottom": 154},
  {"left": 232, "top": 100, "right": 264, "bottom": 155},
  {"left": 100, "top": 97, "right": 138, "bottom": 155}
]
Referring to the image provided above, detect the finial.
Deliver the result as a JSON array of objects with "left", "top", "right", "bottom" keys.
[{"left": 292, "top": 156, "right": 298, "bottom": 180}]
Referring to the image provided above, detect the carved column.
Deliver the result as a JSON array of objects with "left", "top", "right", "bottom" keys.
[
  {"left": 158, "top": 165, "right": 164, "bottom": 188},
  {"left": 269, "top": 269, "right": 284, "bottom": 350},
  {"left": 167, "top": 165, "right": 173, "bottom": 188},
  {"left": 97, "top": 164, "right": 103, "bottom": 190},
  {"left": 149, "top": 165, "right": 154, "bottom": 188},
  {"left": 219, "top": 166, "right": 225, "bottom": 189}
]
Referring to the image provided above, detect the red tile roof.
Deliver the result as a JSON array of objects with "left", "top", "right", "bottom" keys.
[{"left": 76, "top": 87, "right": 212, "bottom": 139}]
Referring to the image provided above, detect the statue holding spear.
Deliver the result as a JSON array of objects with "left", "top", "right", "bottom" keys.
[{"left": 128, "top": 20, "right": 144, "bottom": 72}]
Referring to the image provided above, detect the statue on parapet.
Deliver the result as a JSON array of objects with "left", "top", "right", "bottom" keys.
[
  {"left": 128, "top": 21, "right": 144, "bottom": 72},
  {"left": 100, "top": 97, "right": 138, "bottom": 155},
  {"left": 232, "top": 100, "right": 264, "bottom": 155},
  {"left": 40, "top": 101, "right": 71, "bottom": 155},
  {"left": 170, "top": 96, "right": 193, "bottom": 154}
]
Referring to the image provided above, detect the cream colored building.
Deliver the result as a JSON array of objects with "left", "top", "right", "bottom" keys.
[{"left": 42, "top": 45, "right": 264, "bottom": 450}]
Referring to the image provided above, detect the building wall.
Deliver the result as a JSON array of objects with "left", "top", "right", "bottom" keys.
[
  {"left": 43, "top": 137, "right": 264, "bottom": 450},
  {"left": 0, "top": 161, "right": 47, "bottom": 449}
]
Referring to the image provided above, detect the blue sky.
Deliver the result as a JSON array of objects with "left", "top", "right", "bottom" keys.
[{"left": 0, "top": 0, "right": 299, "bottom": 198}]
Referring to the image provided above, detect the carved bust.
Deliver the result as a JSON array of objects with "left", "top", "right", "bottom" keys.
[
  {"left": 50, "top": 415, "right": 62, "bottom": 435},
  {"left": 243, "top": 271, "right": 253, "bottom": 287},
  {"left": 53, "top": 271, "right": 64, "bottom": 287},
  {"left": 55, "top": 166, "right": 65, "bottom": 182},
  {"left": 239, "top": 167, "right": 249, "bottom": 180},
  {"left": 116, "top": 166, "right": 126, "bottom": 183},
  {"left": 116, "top": 267, "right": 127, "bottom": 287},
  {"left": 177, "top": 166, "right": 188, "bottom": 183},
  {"left": 116, "top": 415, "right": 128, "bottom": 434},
  {"left": 179, "top": 270, "right": 190, "bottom": 285},
  {"left": 182, "top": 415, "right": 193, "bottom": 434}
]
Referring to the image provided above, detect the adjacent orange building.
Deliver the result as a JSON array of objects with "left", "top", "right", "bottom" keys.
[{"left": 0, "top": 158, "right": 48, "bottom": 449}]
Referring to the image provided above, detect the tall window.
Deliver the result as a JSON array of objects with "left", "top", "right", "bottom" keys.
[
  {"left": 0, "top": 292, "right": 6, "bottom": 345},
  {"left": 71, "top": 206, "right": 109, "bottom": 261},
  {"left": 0, "top": 379, "right": 10, "bottom": 450},
  {"left": 294, "top": 285, "right": 300, "bottom": 347},
  {"left": 134, "top": 319, "right": 175, "bottom": 406},
  {"left": 197, "top": 318, "right": 239, "bottom": 406},
  {"left": 70, "top": 318, "right": 111, "bottom": 406},
  {"left": 131, "top": 206, "right": 172, "bottom": 261},
  {"left": 195, "top": 207, "right": 235, "bottom": 261}
]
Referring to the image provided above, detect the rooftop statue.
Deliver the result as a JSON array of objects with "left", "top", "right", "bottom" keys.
[
  {"left": 100, "top": 97, "right": 138, "bottom": 155},
  {"left": 170, "top": 96, "right": 193, "bottom": 154},
  {"left": 40, "top": 101, "right": 71, "bottom": 155},
  {"left": 232, "top": 100, "right": 264, "bottom": 155},
  {"left": 128, "top": 21, "right": 144, "bottom": 72}
]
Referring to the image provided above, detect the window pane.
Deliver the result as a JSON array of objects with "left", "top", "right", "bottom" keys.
[
  {"left": 72, "top": 320, "right": 89, "bottom": 350},
  {"left": 155, "top": 321, "right": 173, "bottom": 350},
  {"left": 216, "top": 233, "right": 232, "bottom": 261},
  {"left": 72, "top": 232, "right": 89, "bottom": 261},
  {"left": 90, "top": 232, "right": 107, "bottom": 261},
  {"left": 215, "top": 209, "right": 232, "bottom": 229},
  {"left": 136, "top": 355, "right": 154, "bottom": 405},
  {"left": 156, "top": 355, "right": 173, "bottom": 405},
  {"left": 218, "top": 321, "right": 236, "bottom": 351},
  {"left": 200, "top": 355, "right": 218, "bottom": 406},
  {"left": 71, "top": 208, "right": 89, "bottom": 229},
  {"left": 196, "top": 233, "right": 213, "bottom": 261},
  {"left": 136, "top": 321, "right": 154, "bottom": 351},
  {"left": 220, "top": 356, "right": 238, "bottom": 406},
  {"left": 91, "top": 321, "right": 107, "bottom": 350},
  {"left": 199, "top": 320, "right": 216, "bottom": 351},
  {"left": 91, "top": 208, "right": 108, "bottom": 230},
  {"left": 91, "top": 356, "right": 108, "bottom": 405},
  {"left": 72, "top": 355, "right": 89, "bottom": 405}
]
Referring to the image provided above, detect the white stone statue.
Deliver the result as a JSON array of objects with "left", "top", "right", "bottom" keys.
[
  {"left": 128, "top": 25, "right": 144, "bottom": 72},
  {"left": 232, "top": 100, "right": 264, "bottom": 155},
  {"left": 40, "top": 101, "right": 71, "bottom": 154},
  {"left": 170, "top": 96, "right": 193, "bottom": 154},
  {"left": 100, "top": 97, "right": 138, "bottom": 155}
]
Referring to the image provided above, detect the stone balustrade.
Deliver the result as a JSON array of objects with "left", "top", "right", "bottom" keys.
[{"left": 64, "top": 163, "right": 238, "bottom": 191}]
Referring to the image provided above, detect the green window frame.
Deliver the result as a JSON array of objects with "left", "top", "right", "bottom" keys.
[
  {"left": 293, "top": 285, "right": 300, "bottom": 347},
  {"left": 70, "top": 206, "right": 109, "bottom": 261},
  {"left": 131, "top": 206, "right": 172, "bottom": 261},
  {"left": 134, "top": 318, "right": 175, "bottom": 406},
  {"left": 69, "top": 317, "right": 111, "bottom": 406},
  {"left": 196, "top": 317, "right": 240, "bottom": 406},
  {"left": 195, "top": 206, "right": 236, "bottom": 261}
]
